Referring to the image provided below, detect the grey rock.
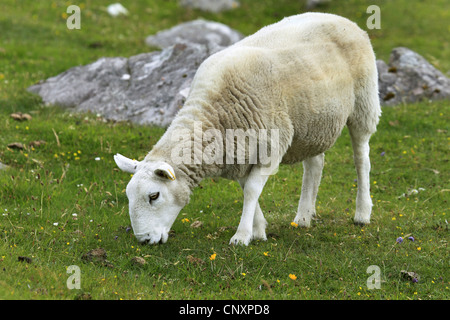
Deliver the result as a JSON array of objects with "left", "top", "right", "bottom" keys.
[
  {"left": 305, "top": 0, "right": 332, "bottom": 10},
  {"left": 28, "top": 20, "right": 245, "bottom": 127},
  {"left": 179, "top": 0, "right": 239, "bottom": 13},
  {"left": 28, "top": 42, "right": 211, "bottom": 127},
  {"left": 146, "top": 19, "right": 243, "bottom": 54},
  {"left": 378, "top": 47, "right": 450, "bottom": 105},
  {"left": 0, "top": 162, "right": 8, "bottom": 171}
]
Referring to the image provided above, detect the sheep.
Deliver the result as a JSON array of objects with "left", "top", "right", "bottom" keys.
[{"left": 114, "top": 12, "right": 381, "bottom": 246}]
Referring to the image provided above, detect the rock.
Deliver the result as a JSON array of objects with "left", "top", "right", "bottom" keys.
[
  {"left": 106, "top": 3, "right": 129, "bottom": 17},
  {"left": 28, "top": 42, "right": 212, "bottom": 127},
  {"left": 401, "top": 270, "right": 420, "bottom": 283},
  {"left": 305, "top": 0, "right": 332, "bottom": 10},
  {"left": 146, "top": 19, "right": 243, "bottom": 54},
  {"left": 179, "top": 0, "right": 239, "bottom": 13},
  {"left": 28, "top": 20, "right": 244, "bottom": 127},
  {"left": 378, "top": 47, "right": 450, "bottom": 106}
]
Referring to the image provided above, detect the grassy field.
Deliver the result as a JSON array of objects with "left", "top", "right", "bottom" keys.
[{"left": 0, "top": 0, "right": 449, "bottom": 300}]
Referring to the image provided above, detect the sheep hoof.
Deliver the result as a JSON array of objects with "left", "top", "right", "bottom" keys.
[
  {"left": 353, "top": 218, "right": 371, "bottom": 226},
  {"left": 251, "top": 223, "right": 267, "bottom": 241},
  {"left": 293, "top": 216, "right": 311, "bottom": 228},
  {"left": 252, "top": 230, "right": 267, "bottom": 241},
  {"left": 354, "top": 211, "right": 371, "bottom": 225},
  {"left": 229, "top": 231, "right": 251, "bottom": 246}
]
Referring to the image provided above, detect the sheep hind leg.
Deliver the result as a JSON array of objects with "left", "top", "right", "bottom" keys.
[
  {"left": 294, "top": 153, "right": 325, "bottom": 227},
  {"left": 349, "top": 128, "right": 373, "bottom": 225}
]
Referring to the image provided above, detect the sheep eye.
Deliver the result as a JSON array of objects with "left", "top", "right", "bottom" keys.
[{"left": 148, "top": 192, "right": 160, "bottom": 204}]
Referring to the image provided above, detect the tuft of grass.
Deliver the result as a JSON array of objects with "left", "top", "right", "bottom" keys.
[{"left": 0, "top": 0, "right": 449, "bottom": 300}]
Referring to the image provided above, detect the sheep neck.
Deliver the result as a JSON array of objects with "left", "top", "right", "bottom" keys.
[{"left": 146, "top": 101, "right": 225, "bottom": 190}]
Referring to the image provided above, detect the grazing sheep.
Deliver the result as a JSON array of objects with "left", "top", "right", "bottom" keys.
[{"left": 114, "top": 13, "right": 381, "bottom": 246}]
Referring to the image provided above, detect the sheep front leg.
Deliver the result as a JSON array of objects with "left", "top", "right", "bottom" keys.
[
  {"left": 238, "top": 178, "right": 268, "bottom": 242},
  {"left": 230, "top": 167, "right": 270, "bottom": 246}
]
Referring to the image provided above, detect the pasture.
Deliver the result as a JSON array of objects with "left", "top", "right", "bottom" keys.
[{"left": 0, "top": 0, "right": 448, "bottom": 300}]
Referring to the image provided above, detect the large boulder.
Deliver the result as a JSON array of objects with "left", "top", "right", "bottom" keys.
[
  {"left": 28, "top": 20, "right": 244, "bottom": 127},
  {"left": 179, "top": 0, "right": 240, "bottom": 13},
  {"left": 377, "top": 47, "right": 450, "bottom": 106},
  {"left": 146, "top": 19, "right": 243, "bottom": 54},
  {"left": 28, "top": 43, "right": 210, "bottom": 127}
]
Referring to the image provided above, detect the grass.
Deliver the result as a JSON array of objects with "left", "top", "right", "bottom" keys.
[{"left": 0, "top": 0, "right": 449, "bottom": 300}]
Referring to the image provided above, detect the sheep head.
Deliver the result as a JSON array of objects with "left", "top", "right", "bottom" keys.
[{"left": 114, "top": 153, "right": 189, "bottom": 244}]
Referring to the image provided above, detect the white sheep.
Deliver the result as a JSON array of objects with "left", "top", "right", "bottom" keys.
[{"left": 114, "top": 12, "right": 381, "bottom": 246}]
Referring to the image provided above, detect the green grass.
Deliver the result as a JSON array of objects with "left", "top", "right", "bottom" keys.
[{"left": 0, "top": 0, "right": 449, "bottom": 300}]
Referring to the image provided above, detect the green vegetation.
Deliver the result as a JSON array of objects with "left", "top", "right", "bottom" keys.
[{"left": 0, "top": 0, "right": 448, "bottom": 300}]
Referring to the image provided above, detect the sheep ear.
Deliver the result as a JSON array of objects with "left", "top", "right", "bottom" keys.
[
  {"left": 114, "top": 153, "right": 140, "bottom": 174},
  {"left": 154, "top": 163, "right": 176, "bottom": 181}
]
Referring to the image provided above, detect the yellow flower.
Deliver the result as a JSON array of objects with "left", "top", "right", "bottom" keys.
[
  {"left": 289, "top": 274, "right": 297, "bottom": 280},
  {"left": 263, "top": 251, "right": 269, "bottom": 256},
  {"left": 417, "top": 247, "right": 421, "bottom": 251},
  {"left": 210, "top": 253, "right": 217, "bottom": 261},
  {"left": 290, "top": 222, "right": 298, "bottom": 228}
]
